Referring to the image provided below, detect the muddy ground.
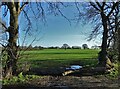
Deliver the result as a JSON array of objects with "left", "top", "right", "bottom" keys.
[
  {"left": 2, "top": 67, "right": 120, "bottom": 89},
  {"left": 2, "top": 75, "right": 120, "bottom": 89}
]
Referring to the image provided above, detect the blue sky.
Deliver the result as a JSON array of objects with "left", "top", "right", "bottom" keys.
[{"left": 1, "top": 2, "right": 102, "bottom": 48}]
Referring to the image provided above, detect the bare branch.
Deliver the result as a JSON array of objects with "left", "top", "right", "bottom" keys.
[
  {"left": 90, "top": 2, "right": 100, "bottom": 11},
  {"left": 87, "top": 23, "right": 102, "bottom": 41},
  {"left": 74, "top": 2, "right": 81, "bottom": 24},
  {"left": 0, "top": 21, "right": 8, "bottom": 31},
  {"left": 19, "top": 37, "right": 36, "bottom": 56},
  {"left": 20, "top": 2, "right": 29, "bottom": 14},
  {"left": 29, "top": 3, "right": 37, "bottom": 19},
  {"left": 96, "top": 2, "right": 102, "bottom": 9},
  {"left": 22, "top": 10, "right": 31, "bottom": 26},
  {"left": 35, "top": 2, "right": 46, "bottom": 22},
  {"left": 107, "top": 2, "right": 119, "bottom": 18},
  {"left": 22, "top": 9, "right": 32, "bottom": 46},
  {"left": 102, "top": 2, "right": 106, "bottom": 9},
  {"left": 38, "top": 2, "right": 46, "bottom": 22},
  {"left": 56, "top": 4, "right": 71, "bottom": 25}
]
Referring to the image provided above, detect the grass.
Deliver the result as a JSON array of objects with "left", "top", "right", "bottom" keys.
[
  {"left": 3, "top": 49, "right": 100, "bottom": 85},
  {"left": 18, "top": 49, "right": 100, "bottom": 69},
  {"left": 3, "top": 49, "right": 119, "bottom": 86}
]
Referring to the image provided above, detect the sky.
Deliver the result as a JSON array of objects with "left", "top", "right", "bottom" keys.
[{"left": 1, "top": 2, "right": 102, "bottom": 48}]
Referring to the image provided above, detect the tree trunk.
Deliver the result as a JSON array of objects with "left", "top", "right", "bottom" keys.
[
  {"left": 99, "top": 12, "right": 108, "bottom": 67},
  {"left": 118, "top": 27, "right": 120, "bottom": 79},
  {"left": 118, "top": 27, "right": 120, "bottom": 62},
  {"left": 4, "top": 2, "right": 19, "bottom": 78}
]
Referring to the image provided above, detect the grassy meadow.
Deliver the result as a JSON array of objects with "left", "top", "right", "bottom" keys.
[
  {"left": 3, "top": 49, "right": 119, "bottom": 86},
  {"left": 18, "top": 49, "right": 100, "bottom": 69}
]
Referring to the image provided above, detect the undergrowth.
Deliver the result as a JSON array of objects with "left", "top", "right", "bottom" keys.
[{"left": 3, "top": 72, "right": 41, "bottom": 85}]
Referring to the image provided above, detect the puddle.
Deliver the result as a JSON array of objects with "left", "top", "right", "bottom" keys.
[{"left": 66, "top": 65, "right": 82, "bottom": 70}]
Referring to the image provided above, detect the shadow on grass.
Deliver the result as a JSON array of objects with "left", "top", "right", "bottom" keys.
[
  {"left": 17, "top": 58, "right": 99, "bottom": 76},
  {"left": 18, "top": 58, "right": 98, "bottom": 68}
]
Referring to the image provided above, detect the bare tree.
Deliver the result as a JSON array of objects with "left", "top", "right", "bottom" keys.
[
  {"left": 107, "top": 2, "right": 120, "bottom": 62},
  {"left": 0, "top": 1, "right": 26, "bottom": 78},
  {"left": 76, "top": 1, "right": 119, "bottom": 67},
  {"left": 1, "top": 1, "right": 70, "bottom": 78}
]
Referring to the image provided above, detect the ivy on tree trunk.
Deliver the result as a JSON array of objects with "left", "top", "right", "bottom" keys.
[{"left": 4, "top": 2, "right": 20, "bottom": 78}]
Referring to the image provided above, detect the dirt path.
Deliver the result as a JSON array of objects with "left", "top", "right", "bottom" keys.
[
  {"left": 2, "top": 67, "right": 120, "bottom": 89},
  {"left": 27, "top": 76, "right": 119, "bottom": 87},
  {"left": 2, "top": 75, "right": 119, "bottom": 89}
]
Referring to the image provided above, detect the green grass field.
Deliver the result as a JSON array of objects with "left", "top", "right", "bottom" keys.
[{"left": 18, "top": 49, "right": 100, "bottom": 69}]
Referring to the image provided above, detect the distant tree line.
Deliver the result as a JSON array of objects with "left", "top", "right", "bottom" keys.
[{"left": 18, "top": 43, "right": 100, "bottom": 50}]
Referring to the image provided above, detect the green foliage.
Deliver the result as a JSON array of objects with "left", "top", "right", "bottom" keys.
[
  {"left": 109, "top": 69, "right": 118, "bottom": 78},
  {"left": 3, "top": 76, "right": 19, "bottom": 85},
  {"left": 3, "top": 72, "right": 42, "bottom": 85},
  {"left": 1, "top": 50, "right": 8, "bottom": 68},
  {"left": 18, "top": 72, "right": 25, "bottom": 82},
  {"left": 106, "top": 63, "right": 119, "bottom": 79},
  {"left": 25, "top": 75, "right": 41, "bottom": 80},
  {"left": 108, "top": 48, "right": 118, "bottom": 62},
  {"left": 3, "top": 72, "right": 25, "bottom": 85}
]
